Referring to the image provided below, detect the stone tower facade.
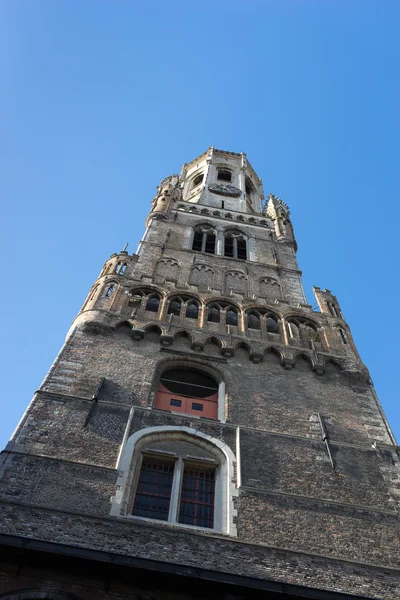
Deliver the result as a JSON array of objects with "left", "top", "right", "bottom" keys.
[{"left": 0, "top": 148, "right": 399, "bottom": 600}]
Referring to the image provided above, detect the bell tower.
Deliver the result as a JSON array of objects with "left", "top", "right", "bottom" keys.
[{"left": 0, "top": 148, "right": 399, "bottom": 600}]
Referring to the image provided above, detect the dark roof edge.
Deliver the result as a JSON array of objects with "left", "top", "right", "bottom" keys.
[{"left": 0, "top": 533, "right": 376, "bottom": 600}]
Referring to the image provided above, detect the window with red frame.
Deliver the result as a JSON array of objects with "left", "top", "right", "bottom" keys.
[
  {"left": 155, "top": 368, "right": 218, "bottom": 419},
  {"left": 132, "top": 456, "right": 216, "bottom": 529},
  {"left": 132, "top": 457, "right": 174, "bottom": 521},
  {"left": 178, "top": 465, "right": 215, "bottom": 528}
]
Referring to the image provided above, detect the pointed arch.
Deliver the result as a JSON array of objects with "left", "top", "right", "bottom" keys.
[
  {"left": 203, "top": 336, "right": 223, "bottom": 350},
  {"left": 144, "top": 324, "right": 162, "bottom": 343},
  {"left": 172, "top": 330, "right": 194, "bottom": 346},
  {"left": 233, "top": 341, "right": 251, "bottom": 360},
  {"left": 111, "top": 425, "right": 237, "bottom": 535},
  {"left": 263, "top": 346, "right": 283, "bottom": 364},
  {"left": 325, "top": 358, "right": 344, "bottom": 372},
  {"left": 294, "top": 352, "right": 315, "bottom": 370}
]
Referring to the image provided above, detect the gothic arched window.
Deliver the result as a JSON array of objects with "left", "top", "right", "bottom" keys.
[
  {"left": 246, "top": 309, "right": 279, "bottom": 334},
  {"left": 287, "top": 318, "right": 320, "bottom": 345},
  {"left": 207, "top": 305, "right": 220, "bottom": 323},
  {"left": 192, "top": 225, "right": 216, "bottom": 254},
  {"left": 168, "top": 298, "right": 182, "bottom": 316},
  {"left": 266, "top": 314, "right": 278, "bottom": 333},
  {"left": 224, "top": 231, "right": 247, "bottom": 260},
  {"left": 247, "top": 311, "right": 261, "bottom": 330},
  {"left": 338, "top": 327, "right": 347, "bottom": 344},
  {"left": 226, "top": 308, "right": 238, "bottom": 326},
  {"left": 185, "top": 300, "right": 199, "bottom": 319},
  {"left": 145, "top": 294, "right": 161, "bottom": 313}
]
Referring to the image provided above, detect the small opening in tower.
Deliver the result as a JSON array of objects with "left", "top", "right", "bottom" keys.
[
  {"left": 205, "top": 233, "right": 216, "bottom": 254},
  {"left": 192, "top": 174, "right": 203, "bottom": 188},
  {"left": 224, "top": 236, "right": 234, "bottom": 257},
  {"left": 218, "top": 169, "right": 232, "bottom": 182},
  {"left": 237, "top": 238, "right": 247, "bottom": 260},
  {"left": 192, "top": 230, "right": 203, "bottom": 251},
  {"left": 245, "top": 177, "right": 254, "bottom": 196}
]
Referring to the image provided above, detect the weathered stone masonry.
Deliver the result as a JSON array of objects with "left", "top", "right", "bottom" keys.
[{"left": 0, "top": 148, "right": 399, "bottom": 600}]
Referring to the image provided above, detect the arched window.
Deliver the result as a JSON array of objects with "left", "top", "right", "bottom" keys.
[
  {"left": 145, "top": 294, "right": 161, "bottom": 313},
  {"left": 287, "top": 320, "right": 300, "bottom": 339},
  {"left": 217, "top": 169, "right": 232, "bottom": 182},
  {"left": 266, "top": 314, "right": 278, "bottom": 333},
  {"left": 115, "top": 262, "right": 121, "bottom": 273},
  {"left": 185, "top": 300, "right": 199, "bottom": 319},
  {"left": 192, "top": 225, "right": 216, "bottom": 254},
  {"left": 245, "top": 178, "right": 255, "bottom": 212},
  {"left": 247, "top": 311, "right": 261, "bottom": 330},
  {"left": 168, "top": 298, "right": 182, "bottom": 316},
  {"left": 155, "top": 368, "right": 219, "bottom": 420},
  {"left": 338, "top": 327, "right": 347, "bottom": 344},
  {"left": 113, "top": 426, "right": 237, "bottom": 534},
  {"left": 208, "top": 305, "right": 220, "bottom": 323},
  {"left": 120, "top": 263, "right": 127, "bottom": 275},
  {"left": 226, "top": 308, "right": 238, "bottom": 326},
  {"left": 105, "top": 284, "right": 116, "bottom": 297},
  {"left": 192, "top": 173, "right": 204, "bottom": 188},
  {"left": 224, "top": 231, "right": 247, "bottom": 260},
  {"left": 287, "top": 318, "right": 320, "bottom": 345},
  {"left": 246, "top": 309, "right": 279, "bottom": 334},
  {"left": 245, "top": 177, "right": 254, "bottom": 196},
  {"left": 328, "top": 302, "right": 340, "bottom": 317}
]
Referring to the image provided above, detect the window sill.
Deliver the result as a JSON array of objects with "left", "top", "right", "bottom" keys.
[{"left": 121, "top": 514, "right": 222, "bottom": 535}]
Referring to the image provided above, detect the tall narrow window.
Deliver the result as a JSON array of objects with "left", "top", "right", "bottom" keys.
[
  {"left": 237, "top": 237, "right": 247, "bottom": 260},
  {"left": 224, "top": 235, "right": 234, "bottom": 257},
  {"left": 168, "top": 298, "right": 182, "bottom": 316},
  {"left": 146, "top": 295, "right": 161, "bottom": 313},
  {"left": 105, "top": 284, "right": 115, "bottom": 297},
  {"left": 186, "top": 302, "right": 199, "bottom": 319},
  {"left": 245, "top": 177, "right": 253, "bottom": 196},
  {"left": 178, "top": 465, "right": 215, "bottom": 528},
  {"left": 226, "top": 309, "right": 238, "bottom": 326},
  {"left": 132, "top": 458, "right": 174, "bottom": 521},
  {"left": 266, "top": 315, "right": 278, "bottom": 333},
  {"left": 204, "top": 233, "right": 216, "bottom": 254},
  {"left": 192, "top": 230, "right": 203, "bottom": 251},
  {"left": 208, "top": 306, "right": 220, "bottom": 323},
  {"left": 247, "top": 312, "right": 261, "bottom": 330}
]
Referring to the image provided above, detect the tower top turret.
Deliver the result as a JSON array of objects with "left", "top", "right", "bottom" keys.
[{"left": 179, "top": 147, "right": 264, "bottom": 214}]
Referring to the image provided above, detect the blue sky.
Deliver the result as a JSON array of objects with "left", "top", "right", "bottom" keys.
[{"left": 1, "top": 0, "right": 399, "bottom": 448}]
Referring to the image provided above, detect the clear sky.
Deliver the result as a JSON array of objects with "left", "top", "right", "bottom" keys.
[{"left": 1, "top": 0, "right": 399, "bottom": 449}]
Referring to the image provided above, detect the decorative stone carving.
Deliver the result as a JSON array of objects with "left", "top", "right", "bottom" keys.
[{"left": 208, "top": 183, "right": 242, "bottom": 197}]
